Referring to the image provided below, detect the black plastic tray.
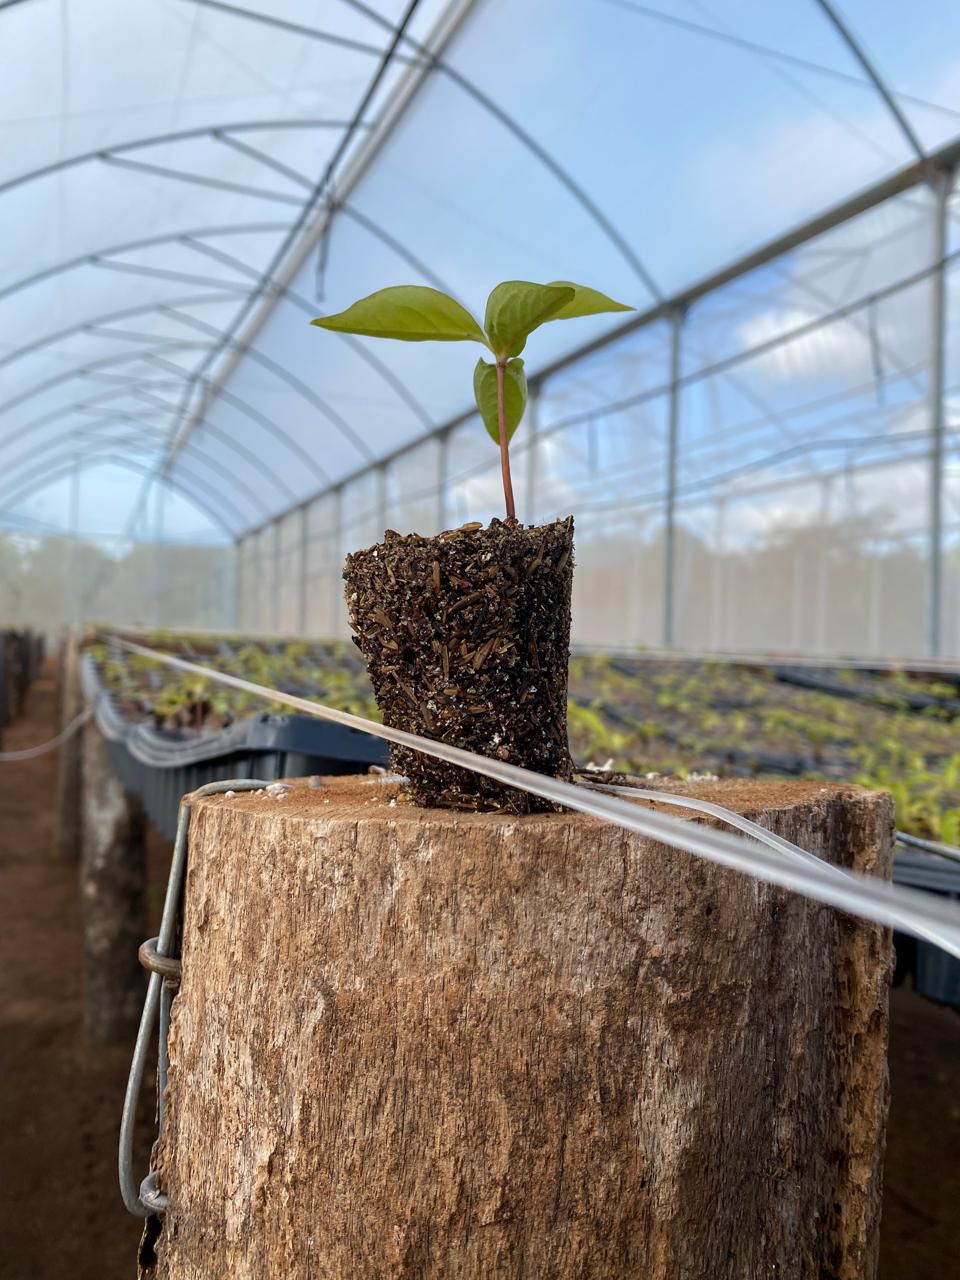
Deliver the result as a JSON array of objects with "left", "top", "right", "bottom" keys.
[
  {"left": 892, "top": 849, "right": 960, "bottom": 1008},
  {"left": 82, "top": 656, "right": 388, "bottom": 838}
]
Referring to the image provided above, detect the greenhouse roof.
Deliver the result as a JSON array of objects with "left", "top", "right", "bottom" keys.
[{"left": 1, "top": 0, "right": 959, "bottom": 544}]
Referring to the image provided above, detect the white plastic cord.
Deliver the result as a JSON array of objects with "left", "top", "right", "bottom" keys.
[
  {"left": 0, "top": 705, "right": 92, "bottom": 761},
  {"left": 112, "top": 638, "right": 960, "bottom": 960}
]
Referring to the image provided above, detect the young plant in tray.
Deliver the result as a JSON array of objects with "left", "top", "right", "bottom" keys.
[{"left": 312, "top": 280, "right": 632, "bottom": 812}]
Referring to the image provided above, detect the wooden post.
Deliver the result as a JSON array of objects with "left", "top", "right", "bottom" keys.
[
  {"left": 150, "top": 778, "right": 893, "bottom": 1280},
  {"left": 80, "top": 716, "right": 147, "bottom": 1044},
  {"left": 54, "top": 630, "right": 84, "bottom": 860}
]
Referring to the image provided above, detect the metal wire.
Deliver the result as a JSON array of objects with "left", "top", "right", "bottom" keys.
[
  {"left": 118, "top": 777, "right": 268, "bottom": 1218},
  {"left": 110, "top": 637, "right": 960, "bottom": 960}
]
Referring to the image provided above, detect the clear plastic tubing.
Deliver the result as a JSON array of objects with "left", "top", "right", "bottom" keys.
[{"left": 113, "top": 637, "right": 960, "bottom": 961}]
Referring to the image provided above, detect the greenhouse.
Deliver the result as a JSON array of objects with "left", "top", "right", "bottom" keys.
[
  {"left": 0, "top": 0, "right": 957, "bottom": 658},
  {"left": 1, "top": 3, "right": 959, "bottom": 1278}
]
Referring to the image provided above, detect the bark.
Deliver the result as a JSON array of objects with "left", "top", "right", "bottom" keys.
[
  {"left": 80, "top": 717, "right": 147, "bottom": 1044},
  {"left": 54, "top": 631, "right": 84, "bottom": 861},
  {"left": 149, "top": 777, "right": 893, "bottom": 1280}
]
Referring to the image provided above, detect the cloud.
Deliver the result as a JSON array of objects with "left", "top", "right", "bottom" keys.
[{"left": 735, "top": 305, "right": 874, "bottom": 382}]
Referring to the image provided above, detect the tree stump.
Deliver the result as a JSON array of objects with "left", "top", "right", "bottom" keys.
[
  {"left": 149, "top": 777, "right": 893, "bottom": 1280},
  {"left": 54, "top": 630, "right": 84, "bottom": 861},
  {"left": 80, "top": 717, "right": 147, "bottom": 1044}
]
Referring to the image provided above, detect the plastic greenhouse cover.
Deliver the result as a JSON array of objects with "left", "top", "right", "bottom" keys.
[{"left": 0, "top": 0, "right": 958, "bottom": 541}]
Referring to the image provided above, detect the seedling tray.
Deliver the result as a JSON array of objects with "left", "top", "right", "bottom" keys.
[
  {"left": 82, "top": 655, "right": 387, "bottom": 838},
  {"left": 892, "top": 849, "right": 960, "bottom": 1007}
]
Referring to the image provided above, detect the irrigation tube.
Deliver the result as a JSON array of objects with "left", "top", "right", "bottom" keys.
[{"left": 112, "top": 638, "right": 960, "bottom": 960}]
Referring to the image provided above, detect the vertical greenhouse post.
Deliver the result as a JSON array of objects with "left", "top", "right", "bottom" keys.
[
  {"left": 271, "top": 521, "right": 282, "bottom": 632},
  {"left": 524, "top": 380, "right": 540, "bottom": 521},
  {"left": 298, "top": 504, "right": 309, "bottom": 634},
  {"left": 928, "top": 167, "right": 949, "bottom": 659},
  {"left": 663, "top": 306, "right": 684, "bottom": 647},
  {"left": 436, "top": 429, "right": 450, "bottom": 532}
]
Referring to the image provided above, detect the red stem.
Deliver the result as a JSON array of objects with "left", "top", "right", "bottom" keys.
[{"left": 496, "top": 360, "right": 516, "bottom": 521}]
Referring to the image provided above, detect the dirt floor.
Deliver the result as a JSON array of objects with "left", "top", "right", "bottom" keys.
[{"left": 0, "top": 669, "right": 958, "bottom": 1279}]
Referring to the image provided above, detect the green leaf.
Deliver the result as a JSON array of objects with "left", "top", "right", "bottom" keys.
[
  {"left": 311, "top": 285, "right": 487, "bottom": 344},
  {"left": 545, "top": 281, "right": 634, "bottom": 321},
  {"left": 483, "top": 281, "right": 574, "bottom": 358},
  {"left": 473, "top": 357, "right": 527, "bottom": 445}
]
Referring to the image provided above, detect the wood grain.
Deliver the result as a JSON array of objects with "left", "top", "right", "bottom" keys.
[
  {"left": 149, "top": 777, "right": 893, "bottom": 1279},
  {"left": 80, "top": 721, "right": 146, "bottom": 1044}
]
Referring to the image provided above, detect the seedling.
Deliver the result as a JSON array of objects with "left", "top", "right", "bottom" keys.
[{"left": 312, "top": 281, "right": 632, "bottom": 520}]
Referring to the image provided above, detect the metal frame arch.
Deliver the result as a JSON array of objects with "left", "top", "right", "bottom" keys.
[
  {"left": 132, "top": 385, "right": 313, "bottom": 499},
  {"left": 0, "top": 323, "right": 333, "bottom": 495},
  {"left": 0, "top": 416, "right": 273, "bottom": 526},
  {"left": 0, "top": 341, "right": 214, "bottom": 431},
  {"left": 140, "top": 361, "right": 336, "bottom": 483},
  {"left": 166, "top": 260, "right": 435, "bottom": 433},
  {"left": 184, "top": 0, "right": 422, "bottom": 63},
  {"left": 0, "top": 222, "right": 289, "bottom": 310},
  {"left": 0, "top": 428, "right": 262, "bottom": 529},
  {"left": 0, "top": 119, "right": 371, "bottom": 202},
  {"left": 0, "top": 364, "right": 317, "bottom": 517},
  {"left": 181, "top": 0, "right": 662, "bottom": 297},
  {"left": 163, "top": 0, "right": 429, "bottom": 470},
  {"left": 812, "top": 0, "right": 926, "bottom": 162},
  {"left": 0, "top": 453, "right": 244, "bottom": 541},
  {"left": 0, "top": 285, "right": 361, "bottom": 480},
  {"left": 0, "top": 221, "right": 431, "bottom": 466},
  {"left": 0, "top": 291, "right": 239, "bottom": 376},
  {"left": 6, "top": 453, "right": 244, "bottom": 537},
  {"left": 0, "top": 360, "right": 271, "bottom": 524},
  {"left": 155, "top": 310, "right": 382, "bottom": 457},
  {"left": 0, "top": 381, "right": 190, "bottom": 463}
]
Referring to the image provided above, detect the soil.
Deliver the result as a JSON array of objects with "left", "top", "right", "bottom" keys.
[
  {"left": 0, "top": 666, "right": 168, "bottom": 1280},
  {"left": 0, "top": 671, "right": 957, "bottom": 1278},
  {"left": 344, "top": 517, "right": 574, "bottom": 812}
]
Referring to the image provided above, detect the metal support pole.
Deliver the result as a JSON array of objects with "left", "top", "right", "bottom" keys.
[
  {"left": 816, "top": 478, "right": 833, "bottom": 655},
  {"left": 437, "top": 430, "right": 450, "bottom": 534},
  {"left": 331, "top": 486, "right": 344, "bottom": 637},
  {"left": 663, "top": 308, "right": 684, "bottom": 648},
  {"left": 929, "top": 169, "right": 950, "bottom": 658},
  {"left": 298, "top": 505, "right": 309, "bottom": 635},
  {"left": 231, "top": 537, "right": 241, "bottom": 631},
  {"left": 711, "top": 499, "right": 725, "bottom": 651},
  {"left": 153, "top": 482, "right": 164, "bottom": 629},
  {"left": 375, "top": 463, "right": 388, "bottom": 536},
  {"left": 272, "top": 520, "right": 282, "bottom": 634},
  {"left": 791, "top": 551, "right": 803, "bottom": 654},
  {"left": 68, "top": 456, "right": 80, "bottom": 628},
  {"left": 868, "top": 548, "right": 882, "bottom": 656},
  {"left": 525, "top": 383, "right": 540, "bottom": 523},
  {"left": 252, "top": 534, "right": 262, "bottom": 633}
]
